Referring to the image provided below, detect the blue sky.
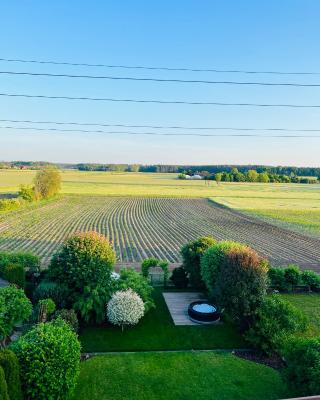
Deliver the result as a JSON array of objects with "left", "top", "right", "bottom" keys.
[{"left": 0, "top": 1, "right": 320, "bottom": 165}]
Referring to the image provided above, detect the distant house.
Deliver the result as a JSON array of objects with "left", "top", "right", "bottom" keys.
[{"left": 184, "top": 174, "right": 202, "bottom": 180}]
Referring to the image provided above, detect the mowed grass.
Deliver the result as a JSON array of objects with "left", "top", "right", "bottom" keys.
[
  {"left": 79, "top": 289, "right": 245, "bottom": 352},
  {"left": 1, "top": 169, "right": 320, "bottom": 233},
  {"left": 213, "top": 195, "right": 320, "bottom": 234},
  {"left": 72, "top": 352, "right": 292, "bottom": 400},
  {"left": 280, "top": 293, "right": 320, "bottom": 334}
]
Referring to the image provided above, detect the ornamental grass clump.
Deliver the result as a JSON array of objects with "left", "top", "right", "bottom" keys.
[{"left": 107, "top": 289, "right": 144, "bottom": 330}]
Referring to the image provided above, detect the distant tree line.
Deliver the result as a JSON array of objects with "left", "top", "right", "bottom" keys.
[
  {"left": 1, "top": 161, "right": 320, "bottom": 178},
  {"left": 179, "top": 168, "right": 318, "bottom": 184}
]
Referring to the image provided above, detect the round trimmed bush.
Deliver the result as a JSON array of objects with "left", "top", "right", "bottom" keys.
[
  {"left": 107, "top": 289, "right": 144, "bottom": 329},
  {"left": 245, "top": 295, "right": 308, "bottom": 355},
  {"left": 181, "top": 236, "right": 216, "bottom": 288},
  {"left": 214, "top": 247, "right": 268, "bottom": 330},
  {"left": 10, "top": 319, "right": 81, "bottom": 400},
  {"left": 0, "top": 349, "right": 22, "bottom": 400},
  {"left": 170, "top": 267, "right": 189, "bottom": 289},
  {"left": 200, "top": 241, "right": 248, "bottom": 295},
  {"left": 282, "top": 336, "right": 320, "bottom": 396}
]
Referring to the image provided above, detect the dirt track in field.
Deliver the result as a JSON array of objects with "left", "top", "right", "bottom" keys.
[{"left": 0, "top": 196, "right": 319, "bottom": 270}]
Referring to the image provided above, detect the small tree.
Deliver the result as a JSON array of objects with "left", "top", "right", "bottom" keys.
[
  {"left": 180, "top": 236, "right": 216, "bottom": 289},
  {"left": 301, "top": 270, "right": 320, "bottom": 292},
  {"left": 49, "top": 231, "right": 116, "bottom": 322},
  {"left": 214, "top": 248, "right": 268, "bottom": 330},
  {"left": 107, "top": 289, "right": 144, "bottom": 330},
  {"left": 170, "top": 267, "right": 189, "bottom": 289},
  {"left": 34, "top": 167, "right": 61, "bottom": 199},
  {"left": 112, "top": 268, "right": 154, "bottom": 312},
  {"left": 141, "top": 258, "right": 169, "bottom": 286},
  {"left": 215, "top": 173, "right": 222, "bottom": 184},
  {"left": 284, "top": 265, "right": 301, "bottom": 291},
  {"left": 200, "top": 241, "right": 248, "bottom": 296},
  {"left": 245, "top": 295, "right": 308, "bottom": 355},
  {"left": 0, "top": 286, "right": 32, "bottom": 347},
  {"left": 11, "top": 319, "right": 81, "bottom": 400}
]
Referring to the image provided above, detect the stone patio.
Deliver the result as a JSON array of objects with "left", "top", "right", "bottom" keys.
[{"left": 163, "top": 291, "right": 217, "bottom": 326}]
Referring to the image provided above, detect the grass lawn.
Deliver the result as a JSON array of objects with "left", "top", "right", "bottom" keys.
[
  {"left": 280, "top": 293, "right": 320, "bottom": 334},
  {"left": 72, "top": 352, "right": 292, "bottom": 400},
  {"left": 79, "top": 289, "right": 246, "bottom": 352}
]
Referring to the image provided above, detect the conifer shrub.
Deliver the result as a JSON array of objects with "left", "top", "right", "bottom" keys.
[{"left": 0, "top": 349, "right": 23, "bottom": 400}]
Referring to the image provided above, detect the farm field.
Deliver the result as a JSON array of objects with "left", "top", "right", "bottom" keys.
[
  {"left": 72, "top": 352, "right": 292, "bottom": 400},
  {"left": 0, "top": 194, "right": 319, "bottom": 269},
  {"left": 1, "top": 169, "right": 320, "bottom": 236}
]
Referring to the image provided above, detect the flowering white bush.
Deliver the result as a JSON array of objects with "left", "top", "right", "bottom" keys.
[{"left": 107, "top": 289, "right": 144, "bottom": 329}]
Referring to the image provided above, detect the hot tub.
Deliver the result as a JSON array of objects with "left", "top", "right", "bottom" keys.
[{"left": 188, "top": 300, "right": 221, "bottom": 323}]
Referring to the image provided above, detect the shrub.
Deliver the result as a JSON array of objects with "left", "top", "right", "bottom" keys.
[
  {"left": 107, "top": 289, "right": 144, "bottom": 330},
  {"left": 53, "top": 309, "right": 79, "bottom": 333},
  {"left": 18, "top": 185, "right": 35, "bottom": 202},
  {"left": 37, "top": 298, "right": 56, "bottom": 323},
  {"left": 0, "top": 349, "right": 23, "bottom": 400},
  {"left": 301, "top": 270, "right": 320, "bottom": 292},
  {"left": 3, "top": 264, "right": 25, "bottom": 288},
  {"left": 10, "top": 319, "right": 81, "bottom": 400},
  {"left": 0, "top": 367, "right": 8, "bottom": 400},
  {"left": 268, "top": 267, "right": 287, "bottom": 291},
  {"left": 200, "top": 241, "right": 248, "bottom": 295},
  {"left": 0, "top": 286, "right": 32, "bottom": 346},
  {"left": 170, "top": 267, "right": 189, "bottom": 289},
  {"left": 141, "top": 258, "right": 169, "bottom": 286},
  {"left": 0, "top": 251, "right": 40, "bottom": 277},
  {"left": 214, "top": 248, "right": 268, "bottom": 330},
  {"left": 181, "top": 236, "right": 216, "bottom": 288},
  {"left": 245, "top": 295, "right": 308, "bottom": 355},
  {"left": 282, "top": 336, "right": 320, "bottom": 396},
  {"left": 33, "top": 281, "right": 68, "bottom": 308},
  {"left": 284, "top": 265, "right": 301, "bottom": 290},
  {"left": 0, "top": 198, "right": 22, "bottom": 213},
  {"left": 49, "top": 231, "right": 116, "bottom": 322},
  {"left": 113, "top": 268, "right": 154, "bottom": 312}
]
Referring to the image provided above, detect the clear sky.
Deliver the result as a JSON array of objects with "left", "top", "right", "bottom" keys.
[{"left": 0, "top": 1, "right": 320, "bottom": 166}]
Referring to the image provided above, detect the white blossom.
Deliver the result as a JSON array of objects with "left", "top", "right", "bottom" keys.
[{"left": 107, "top": 289, "right": 144, "bottom": 328}]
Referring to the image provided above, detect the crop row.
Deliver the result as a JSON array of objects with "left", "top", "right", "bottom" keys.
[{"left": 0, "top": 196, "right": 319, "bottom": 269}]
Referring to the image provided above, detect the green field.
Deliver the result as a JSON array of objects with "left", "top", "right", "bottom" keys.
[
  {"left": 1, "top": 169, "right": 320, "bottom": 235},
  {"left": 72, "top": 352, "right": 292, "bottom": 400}
]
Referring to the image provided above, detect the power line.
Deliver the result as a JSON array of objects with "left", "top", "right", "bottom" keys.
[
  {"left": 0, "top": 92, "right": 319, "bottom": 108},
  {"left": 0, "top": 70, "right": 319, "bottom": 87},
  {"left": 1, "top": 118, "right": 320, "bottom": 133},
  {"left": 1, "top": 125, "right": 320, "bottom": 138},
  {"left": 0, "top": 57, "right": 319, "bottom": 76}
]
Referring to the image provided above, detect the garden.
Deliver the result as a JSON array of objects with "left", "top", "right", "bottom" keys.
[{"left": 0, "top": 232, "right": 320, "bottom": 399}]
